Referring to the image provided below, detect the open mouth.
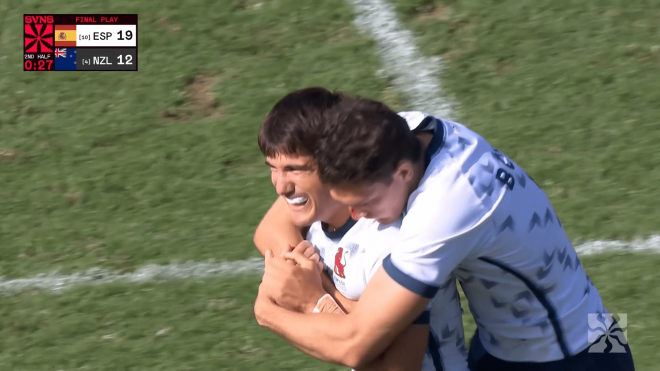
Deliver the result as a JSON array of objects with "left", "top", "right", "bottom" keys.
[{"left": 285, "top": 196, "right": 308, "bottom": 206}]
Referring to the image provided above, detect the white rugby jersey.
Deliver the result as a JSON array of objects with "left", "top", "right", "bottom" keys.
[
  {"left": 307, "top": 217, "right": 469, "bottom": 371},
  {"left": 384, "top": 111, "right": 610, "bottom": 362}
]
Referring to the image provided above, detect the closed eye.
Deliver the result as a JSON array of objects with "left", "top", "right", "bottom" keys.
[
  {"left": 283, "top": 165, "right": 311, "bottom": 172},
  {"left": 264, "top": 161, "right": 313, "bottom": 173}
]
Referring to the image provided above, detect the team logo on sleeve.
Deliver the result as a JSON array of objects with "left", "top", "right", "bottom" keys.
[{"left": 334, "top": 247, "right": 349, "bottom": 279}]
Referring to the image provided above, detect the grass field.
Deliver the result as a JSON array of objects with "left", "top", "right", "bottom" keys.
[{"left": 1, "top": 0, "right": 659, "bottom": 369}]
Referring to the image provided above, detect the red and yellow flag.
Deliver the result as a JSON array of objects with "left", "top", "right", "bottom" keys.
[{"left": 54, "top": 25, "right": 76, "bottom": 47}]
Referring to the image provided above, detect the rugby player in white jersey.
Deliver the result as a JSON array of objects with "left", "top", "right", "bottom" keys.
[
  {"left": 254, "top": 88, "right": 635, "bottom": 371},
  {"left": 254, "top": 87, "right": 469, "bottom": 370}
]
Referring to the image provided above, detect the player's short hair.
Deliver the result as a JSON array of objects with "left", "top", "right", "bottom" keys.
[
  {"left": 258, "top": 87, "right": 349, "bottom": 158},
  {"left": 315, "top": 98, "right": 422, "bottom": 185}
]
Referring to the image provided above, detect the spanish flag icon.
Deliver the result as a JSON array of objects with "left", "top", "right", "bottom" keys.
[{"left": 54, "top": 25, "right": 76, "bottom": 47}]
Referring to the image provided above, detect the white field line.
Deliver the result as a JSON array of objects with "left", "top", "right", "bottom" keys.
[
  {"left": 573, "top": 235, "right": 660, "bottom": 256},
  {"left": 347, "top": 0, "right": 454, "bottom": 118},
  {"left": 0, "top": 259, "right": 263, "bottom": 295},
  {"left": 1, "top": 237, "right": 659, "bottom": 295}
]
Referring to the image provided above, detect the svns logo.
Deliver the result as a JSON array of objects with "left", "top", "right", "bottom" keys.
[{"left": 334, "top": 247, "right": 349, "bottom": 279}]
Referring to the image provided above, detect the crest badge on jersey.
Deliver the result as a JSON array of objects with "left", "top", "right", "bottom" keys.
[{"left": 334, "top": 247, "right": 349, "bottom": 279}]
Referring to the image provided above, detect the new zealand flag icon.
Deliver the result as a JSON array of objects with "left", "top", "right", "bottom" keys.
[{"left": 54, "top": 48, "right": 77, "bottom": 71}]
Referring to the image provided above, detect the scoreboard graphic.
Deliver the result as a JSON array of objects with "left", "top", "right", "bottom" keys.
[{"left": 24, "top": 14, "right": 138, "bottom": 71}]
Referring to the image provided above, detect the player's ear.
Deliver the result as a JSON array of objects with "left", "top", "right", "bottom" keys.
[{"left": 393, "top": 161, "right": 415, "bottom": 183}]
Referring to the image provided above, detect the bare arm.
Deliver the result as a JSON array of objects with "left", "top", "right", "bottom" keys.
[
  {"left": 253, "top": 197, "right": 304, "bottom": 257},
  {"left": 360, "top": 324, "right": 428, "bottom": 371},
  {"left": 256, "top": 264, "right": 431, "bottom": 369},
  {"left": 313, "top": 279, "right": 428, "bottom": 371}
]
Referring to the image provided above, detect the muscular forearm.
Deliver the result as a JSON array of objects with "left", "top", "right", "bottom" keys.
[
  {"left": 258, "top": 303, "right": 362, "bottom": 367},
  {"left": 253, "top": 197, "right": 304, "bottom": 256},
  {"left": 256, "top": 266, "right": 430, "bottom": 369},
  {"left": 359, "top": 324, "right": 428, "bottom": 371},
  {"left": 261, "top": 303, "right": 424, "bottom": 370},
  {"left": 313, "top": 294, "right": 426, "bottom": 371}
]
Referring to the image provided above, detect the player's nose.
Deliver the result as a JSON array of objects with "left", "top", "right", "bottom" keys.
[{"left": 273, "top": 173, "right": 294, "bottom": 196}]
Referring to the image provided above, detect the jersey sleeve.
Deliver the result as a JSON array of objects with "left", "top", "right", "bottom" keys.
[
  {"left": 362, "top": 222, "right": 434, "bottom": 325},
  {"left": 383, "top": 163, "right": 494, "bottom": 299}
]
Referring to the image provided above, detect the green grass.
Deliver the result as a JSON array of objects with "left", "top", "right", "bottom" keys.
[
  {"left": 0, "top": 253, "right": 658, "bottom": 370},
  {"left": 0, "top": 276, "right": 341, "bottom": 371},
  {"left": 390, "top": 0, "right": 660, "bottom": 241},
  {"left": 1, "top": 0, "right": 659, "bottom": 369},
  {"left": 0, "top": 0, "right": 396, "bottom": 278}
]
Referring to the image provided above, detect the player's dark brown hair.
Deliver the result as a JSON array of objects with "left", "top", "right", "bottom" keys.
[
  {"left": 315, "top": 98, "right": 422, "bottom": 185},
  {"left": 258, "top": 87, "right": 350, "bottom": 158}
]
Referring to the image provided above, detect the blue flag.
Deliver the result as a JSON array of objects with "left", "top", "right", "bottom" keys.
[{"left": 54, "top": 48, "right": 76, "bottom": 71}]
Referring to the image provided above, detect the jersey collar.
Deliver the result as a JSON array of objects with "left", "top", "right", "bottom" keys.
[
  {"left": 412, "top": 116, "right": 446, "bottom": 171},
  {"left": 321, "top": 217, "right": 358, "bottom": 239},
  {"left": 402, "top": 116, "right": 447, "bottom": 216}
]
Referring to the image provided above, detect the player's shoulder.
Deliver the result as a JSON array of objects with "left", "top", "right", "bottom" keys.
[
  {"left": 397, "top": 110, "right": 487, "bottom": 151},
  {"left": 398, "top": 111, "right": 431, "bottom": 131},
  {"left": 306, "top": 221, "right": 326, "bottom": 242},
  {"left": 351, "top": 217, "right": 402, "bottom": 242},
  {"left": 414, "top": 115, "right": 505, "bottom": 205},
  {"left": 307, "top": 220, "right": 324, "bottom": 234},
  {"left": 370, "top": 217, "right": 403, "bottom": 239},
  {"left": 404, "top": 170, "right": 490, "bottom": 231},
  {"left": 403, "top": 120, "right": 501, "bottom": 236}
]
